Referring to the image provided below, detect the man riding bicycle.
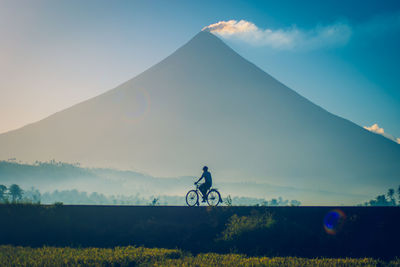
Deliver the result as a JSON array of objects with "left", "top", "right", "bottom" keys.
[{"left": 195, "top": 166, "right": 212, "bottom": 202}]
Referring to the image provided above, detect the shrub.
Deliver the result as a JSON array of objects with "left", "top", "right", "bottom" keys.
[{"left": 220, "top": 211, "right": 275, "bottom": 241}]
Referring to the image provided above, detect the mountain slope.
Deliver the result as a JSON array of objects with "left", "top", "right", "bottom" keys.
[{"left": 0, "top": 31, "right": 399, "bottom": 204}]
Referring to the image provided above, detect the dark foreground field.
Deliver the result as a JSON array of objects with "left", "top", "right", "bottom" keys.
[{"left": 0, "top": 205, "right": 399, "bottom": 259}]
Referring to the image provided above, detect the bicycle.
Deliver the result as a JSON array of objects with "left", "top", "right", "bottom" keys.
[{"left": 186, "top": 182, "right": 222, "bottom": 206}]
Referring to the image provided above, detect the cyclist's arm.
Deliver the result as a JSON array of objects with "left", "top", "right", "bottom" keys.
[{"left": 196, "top": 174, "right": 204, "bottom": 184}]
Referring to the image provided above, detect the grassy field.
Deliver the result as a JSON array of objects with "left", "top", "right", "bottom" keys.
[
  {"left": 1, "top": 245, "right": 399, "bottom": 267},
  {"left": 2, "top": 205, "right": 400, "bottom": 259}
]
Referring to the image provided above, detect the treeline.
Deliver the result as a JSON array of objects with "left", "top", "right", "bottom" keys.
[
  {"left": 0, "top": 184, "right": 301, "bottom": 206},
  {"left": 0, "top": 184, "right": 41, "bottom": 204},
  {"left": 0, "top": 184, "right": 178, "bottom": 205},
  {"left": 361, "top": 185, "right": 400, "bottom": 206},
  {"left": 41, "top": 190, "right": 180, "bottom": 205}
]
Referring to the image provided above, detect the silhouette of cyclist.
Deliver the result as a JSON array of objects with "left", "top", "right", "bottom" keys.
[{"left": 195, "top": 166, "right": 212, "bottom": 202}]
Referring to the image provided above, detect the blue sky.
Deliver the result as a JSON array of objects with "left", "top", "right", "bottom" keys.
[{"left": 1, "top": 0, "right": 399, "bottom": 140}]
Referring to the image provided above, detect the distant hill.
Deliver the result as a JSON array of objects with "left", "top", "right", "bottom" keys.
[
  {"left": 0, "top": 32, "right": 399, "bottom": 204},
  {"left": 0, "top": 160, "right": 185, "bottom": 196}
]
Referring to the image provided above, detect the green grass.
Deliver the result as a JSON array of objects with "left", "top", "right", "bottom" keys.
[{"left": 0, "top": 245, "right": 399, "bottom": 267}]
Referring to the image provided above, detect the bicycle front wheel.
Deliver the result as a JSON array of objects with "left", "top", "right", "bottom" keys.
[
  {"left": 207, "top": 189, "right": 221, "bottom": 206},
  {"left": 186, "top": 190, "right": 199, "bottom": 207}
]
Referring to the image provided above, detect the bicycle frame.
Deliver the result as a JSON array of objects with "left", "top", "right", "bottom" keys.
[{"left": 194, "top": 183, "right": 211, "bottom": 199}]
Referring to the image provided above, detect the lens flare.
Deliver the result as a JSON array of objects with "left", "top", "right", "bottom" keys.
[{"left": 323, "top": 209, "right": 346, "bottom": 235}]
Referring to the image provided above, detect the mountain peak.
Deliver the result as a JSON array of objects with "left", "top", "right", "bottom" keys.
[
  {"left": 173, "top": 31, "right": 237, "bottom": 60},
  {"left": 190, "top": 30, "right": 223, "bottom": 44},
  {"left": 154, "top": 30, "right": 252, "bottom": 79}
]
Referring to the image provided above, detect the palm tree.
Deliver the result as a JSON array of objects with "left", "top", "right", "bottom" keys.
[
  {"left": 9, "top": 184, "right": 23, "bottom": 203},
  {"left": 0, "top": 185, "right": 7, "bottom": 202},
  {"left": 387, "top": 188, "right": 396, "bottom": 206},
  {"left": 376, "top": 195, "right": 390, "bottom": 206},
  {"left": 397, "top": 185, "right": 400, "bottom": 206}
]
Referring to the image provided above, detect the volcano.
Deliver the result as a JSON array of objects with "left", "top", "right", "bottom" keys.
[{"left": 1, "top": 31, "right": 399, "bottom": 204}]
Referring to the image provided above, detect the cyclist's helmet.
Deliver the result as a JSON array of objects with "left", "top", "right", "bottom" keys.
[{"left": 203, "top": 166, "right": 208, "bottom": 171}]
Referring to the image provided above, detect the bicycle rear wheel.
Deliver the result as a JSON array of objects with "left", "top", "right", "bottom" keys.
[
  {"left": 186, "top": 190, "right": 199, "bottom": 207},
  {"left": 207, "top": 189, "right": 221, "bottom": 206}
]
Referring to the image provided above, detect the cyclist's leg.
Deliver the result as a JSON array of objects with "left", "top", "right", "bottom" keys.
[
  {"left": 205, "top": 183, "right": 211, "bottom": 194},
  {"left": 199, "top": 184, "right": 207, "bottom": 201},
  {"left": 207, "top": 183, "right": 211, "bottom": 190}
]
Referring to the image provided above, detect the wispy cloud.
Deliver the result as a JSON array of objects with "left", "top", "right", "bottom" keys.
[
  {"left": 203, "top": 13, "right": 400, "bottom": 50},
  {"left": 363, "top": 123, "right": 385, "bottom": 134},
  {"left": 202, "top": 19, "right": 352, "bottom": 50},
  {"left": 363, "top": 123, "right": 400, "bottom": 144}
]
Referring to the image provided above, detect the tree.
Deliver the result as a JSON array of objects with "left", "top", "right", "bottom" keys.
[
  {"left": 9, "top": 184, "right": 23, "bottom": 203},
  {"left": 369, "top": 195, "right": 390, "bottom": 206},
  {"left": 387, "top": 188, "right": 396, "bottom": 206},
  {"left": 0, "top": 185, "right": 7, "bottom": 202},
  {"left": 270, "top": 198, "right": 278, "bottom": 206},
  {"left": 362, "top": 185, "right": 400, "bottom": 206},
  {"left": 150, "top": 197, "right": 159, "bottom": 206},
  {"left": 290, "top": 200, "right": 301, "bottom": 206},
  {"left": 24, "top": 187, "right": 41, "bottom": 204},
  {"left": 397, "top": 185, "right": 400, "bottom": 206}
]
